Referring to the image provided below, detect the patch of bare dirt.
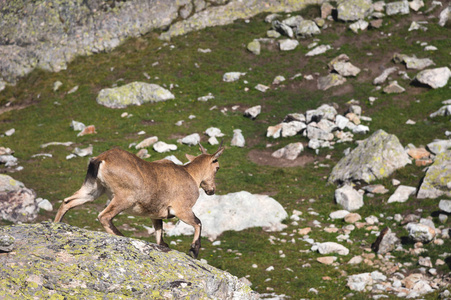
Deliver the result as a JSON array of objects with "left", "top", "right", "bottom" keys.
[{"left": 248, "top": 148, "right": 316, "bottom": 167}]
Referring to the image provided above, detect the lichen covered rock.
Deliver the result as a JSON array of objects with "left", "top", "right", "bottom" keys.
[
  {"left": 328, "top": 130, "right": 411, "bottom": 184},
  {"left": 337, "top": 0, "right": 373, "bottom": 21},
  {"left": 417, "top": 151, "right": 451, "bottom": 199},
  {"left": 96, "top": 82, "right": 175, "bottom": 108},
  {"left": 0, "top": 222, "right": 257, "bottom": 299}
]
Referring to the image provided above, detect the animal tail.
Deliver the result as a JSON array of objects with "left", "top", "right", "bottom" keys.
[{"left": 84, "top": 157, "right": 102, "bottom": 184}]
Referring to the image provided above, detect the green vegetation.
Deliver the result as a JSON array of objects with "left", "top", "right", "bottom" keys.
[{"left": 0, "top": 4, "right": 449, "bottom": 299}]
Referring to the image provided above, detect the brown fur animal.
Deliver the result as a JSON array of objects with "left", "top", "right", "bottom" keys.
[{"left": 54, "top": 143, "right": 224, "bottom": 258}]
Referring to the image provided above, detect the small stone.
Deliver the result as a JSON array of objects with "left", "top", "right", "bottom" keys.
[
  {"left": 4, "top": 129, "right": 15, "bottom": 136},
  {"left": 53, "top": 81, "right": 63, "bottom": 91},
  {"left": 255, "top": 84, "right": 270, "bottom": 92},
  {"left": 415, "top": 67, "right": 451, "bottom": 89},
  {"left": 244, "top": 105, "right": 261, "bottom": 119},
  {"left": 439, "top": 199, "right": 451, "bottom": 213},
  {"left": 387, "top": 185, "right": 417, "bottom": 203},
  {"left": 345, "top": 213, "right": 362, "bottom": 223},
  {"left": 0, "top": 235, "right": 15, "bottom": 252},
  {"left": 153, "top": 141, "right": 177, "bottom": 153},
  {"left": 279, "top": 39, "right": 299, "bottom": 51},
  {"left": 383, "top": 81, "right": 405, "bottom": 93},
  {"left": 306, "top": 45, "right": 332, "bottom": 57},
  {"left": 231, "top": 129, "right": 245, "bottom": 147},
  {"left": 136, "top": 136, "right": 158, "bottom": 149},
  {"left": 317, "top": 256, "right": 337, "bottom": 265},
  {"left": 181, "top": 133, "right": 200, "bottom": 146},
  {"left": 223, "top": 72, "right": 246, "bottom": 82},
  {"left": 247, "top": 39, "right": 261, "bottom": 55}
]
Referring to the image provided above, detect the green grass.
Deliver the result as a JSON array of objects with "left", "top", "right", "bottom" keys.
[{"left": 0, "top": 5, "right": 450, "bottom": 299}]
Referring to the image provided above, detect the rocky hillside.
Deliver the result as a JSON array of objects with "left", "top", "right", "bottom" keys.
[{"left": 0, "top": 222, "right": 256, "bottom": 299}]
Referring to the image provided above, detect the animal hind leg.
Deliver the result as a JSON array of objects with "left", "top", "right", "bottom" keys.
[
  {"left": 97, "top": 196, "right": 130, "bottom": 236},
  {"left": 176, "top": 211, "right": 202, "bottom": 259},
  {"left": 151, "top": 219, "right": 169, "bottom": 248},
  {"left": 54, "top": 183, "right": 104, "bottom": 222}
]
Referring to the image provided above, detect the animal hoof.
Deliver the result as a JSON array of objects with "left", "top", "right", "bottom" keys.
[{"left": 189, "top": 248, "right": 198, "bottom": 259}]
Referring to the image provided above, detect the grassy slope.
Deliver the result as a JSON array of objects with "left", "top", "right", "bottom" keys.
[{"left": 0, "top": 3, "right": 450, "bottom": 299}]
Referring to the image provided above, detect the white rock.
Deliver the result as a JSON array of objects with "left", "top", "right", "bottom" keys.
[
  {"left": 347, "top": 273, "right": 372, "bottom": 292},
  {"left": 255, "top": 84, "right": 270, "bottom": 92},
  {"left": 223, "top": 72, "right": 246, "bottom": 82},
  {"left": 371, "top": 271, "right": 387, "bottom": 282},
  {"left": 439, "top": 200, "right": 451, "bottom": 213},
  {"left": 415, "top": 67, "right": 451, "bottom": 89},
  {"left": 406, "top": 223, "right": 436, "bottom": 242},
  {"left": 352, "top": 125, "right": 370, "bottom": 134},
  {"left": 135, "top": 136, "right": 158, "bottom": 149},
  {"left": 163, "top": 155, "right": 183, "bottom": 165},
  {"left": 197, "top": 93, "right": 215, "bottom": 101},
  {"left": 208, "top": 136, "right": 219, "bottom": 145},
  {"left": 335, "top": 115, "right": 350, "bottom": 130},
  {"left": 373, "top": 67, "right": 398, "bottom": 85},
  {"left": 279, "top": 39, "right": 299, "bottom": 51},
  {"left": 329, "top": 210, "right": 351, "bottom": 219},
  {"left": 281, "top": 121, "right": 306, "bottom": 137},
  {"left": 349, "top": 20, "right": 369, "bottom": 33},
  {"left": 387, "top": 185, "right": 417, "bottom": 203},
  {"left": 438, "top": 5, "right": 450, "bottom": 26},
  {"left": 73, "top": 145, "right": 93, "bottom": 157},
  {"left": 231, "top": 129, "right": 245, "bottom": 147},
  {"left": 305, "top": 45, "right": 332, "bottom": 57},
  {"left": 37, "top": 199, "right": 53, "bottom": 211},
  {"left": 205, "top": 127, "right": 224, "bottom": 138},
  {"left": 409, "top": 0, "right": 424, "bottom": 11},
  {"left": 271, "top": 143, "right": 304, "bottom": 160},
  {"left": 181, "top": 133, "right": 200, "bottom": 146},
  {"left": 430, "top": 105, "right": 451, "bottom": 118},
  {"left": 5, "top": 129, "right": 15, "bottom": 136},
  {"left": 335, "top": 185, "right": 364, "bottom": 211},
  {"left": 244, "top": 105, "right": 262, "bottom": 119},
  {"left": 317, "top": 242, "right": 349, "bottom": 255},
  {"left": 71, "top": 120, "right": 86, "bottom": 131},
  {"left": 166, "top": 190, "right": 288, "bottom": 240},
  {"left": 153, "top": 141, "right": 177, "bottom": 153},
  {"left": 426, "top": 139, "right": 451, "bottom": 154}
]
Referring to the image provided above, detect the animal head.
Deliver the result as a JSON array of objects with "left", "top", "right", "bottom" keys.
[{"left": 186, "top": 142, "right": 224, "bottom": 195}]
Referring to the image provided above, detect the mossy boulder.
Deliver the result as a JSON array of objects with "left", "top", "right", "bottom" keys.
[
  {"left": 417, "top": 151, "right": 451, "bottom": 199},
  {"left": 0, "top": 222, "right": 257, "bottom": 299},
  {"left": 336, "top": 0, "right": 374, "bottom": 21},
  {"left": 328, "top": 130, "right": 411, "bottom": 184},
  {"left": 96, "top": 82, "right": 175, "bottom": 108}
]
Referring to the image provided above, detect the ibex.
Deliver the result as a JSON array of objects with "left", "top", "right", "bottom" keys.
[{"left": 54, "top": 143, "right": 224, "bottom": 258}]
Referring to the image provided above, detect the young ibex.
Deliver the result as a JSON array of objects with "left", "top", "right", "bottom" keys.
[{"left": 54, "top": 143, "right": 224, "bottom": 258}]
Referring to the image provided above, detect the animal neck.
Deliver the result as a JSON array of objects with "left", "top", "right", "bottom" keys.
[{"left": 184, "top": 159, "right": 207, "bottom": 186}]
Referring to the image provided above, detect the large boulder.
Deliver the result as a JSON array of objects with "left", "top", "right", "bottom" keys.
[
  {"left": 336, "top": 0, "right": 373, "bottom": 21},
  {"left": 0, "top": 174, "right": 38, "bottom": 223},
  {"left": 166, "top": 191, "right": 288, "bottom": 240},
  {"left": 0, "top": 222, "right": 257, "bottom": 299},
  {"left": 417, "top": 151, "right": 451, "bottom": 199},
  {"left": 96, "top": 82, "right": 175, "bottom": 108},
  {"left": 328, "top": 130, "right": 411, "bottom": 184}
]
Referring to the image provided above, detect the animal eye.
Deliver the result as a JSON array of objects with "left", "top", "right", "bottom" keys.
[{"left": 212, "top": 159, "right": 218, "bottom": 163}]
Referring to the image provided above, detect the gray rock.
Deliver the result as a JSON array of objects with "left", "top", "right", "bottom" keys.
[
  {"left": 439, "top": 200, "right": 451, "bottom": 213},
  {"left": 0, "top": 185, "right": 38, "bottom": 223},
  {"left": 406, "top": 223, "right": 436, "bottom": 242},
  {"left": 387, "top": 185, "right": 417, "bottom": 203},
  {"left": 426, "top": 139, "right": 451, "bottom": 154},
  {"left": 0, "top": 222, "right": 257, "bottom": 299},
  {"left": 373, "top": 67, "right": 398, "bottom": 85},
  {"left": 409, "top": 0, "right": 424, "bottom": 11},
  {"left": 336, "top": 115, "right": 350, "bottom": 130},
  {"left": 272, "top": 20, "right": 294, "bottom": 38},
  {"left": 337, "top": 0, "right": 373, "bottom": 21},
  {"left": 205, "top": 127, "right": 224, "bottom": 138},
  {"left": 347, "top": 273, "right": 373, "bottom": 291},
  {"left": 37, "top": 198, "right": 53, "bottom": 212},
  {"left": 352, "top": 124, "right": 370, "bottom": 134},
  {"left": 167, "top": 191, "right": 288, "bottom": 240},
  {"left": 417, "top": 151, "right": 451, "bottom": 199},
  {"left": 73, "top": 145, "right": 93, "bottom": 157},
  {"left": 349, "top": 20, "right": 369, "bottom": 33},
  {"left": 393, "top": 54, "right": 435, "bottom": 70},
  {"left": 329, "top": 210, "right": 351, "bottom": 219},
  {"left": 335, "top": 185, "right": 364, "bottom": 211},
  {"left": 271, "top": 142, "right": 304, "bottom": 160},
  {"left": 296, "top": 20, "right": 321, "bottom": 38},
  {"left": 386, "top": 1, "right": 410, "bottom": 15},
  {"left": 317, "top": 74, "right": 347, "bottom": 90},
  {"left": 329, "top": 130, "right": 411, "bottom": 184},
  {"left": 332, "top": 61, "right": 361, "bottom": 77},
  {"left": 96, "top": 82, "right": 174, "bottom": 109},
  {"left": 415, "top": 67, "right": 451, "bottom": 89},
  {"left": 71, "top": 120, "right": 86, "bottom": 131},
  {"left": 383, "top": 81, "right": 405, "bottom": 94},
  {"left": 371, "top": 227, "right": 400, "bottom": 254},
  {"left": 247, "top": 39, "right": 261, "bottom": 55},
  {"left": 307, "top": 125, "right": 334, "bottom": 141},
  {"left": 282, "top": 15, "right": 304, "bottom": 27},
  {"left": 0, "top": 235, "right": 15, "bottom": 252},
  {"left": 429, "top": 105, "right": 451, "bottom": 118}
]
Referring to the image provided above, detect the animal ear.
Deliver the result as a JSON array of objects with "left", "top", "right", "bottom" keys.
[
  {"left": 198, "top": 142, "right": 207, "bottom": 154},
  {"left": 186, "top": 154, "right": 196, "bottom": 162}
]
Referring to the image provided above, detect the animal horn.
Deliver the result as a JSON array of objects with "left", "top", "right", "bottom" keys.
[{"left": 198, "top": 142, "right": 207, "bottom": 154}]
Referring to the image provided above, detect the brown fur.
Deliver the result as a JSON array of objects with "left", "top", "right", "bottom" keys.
[{"left": 54, "top": 144, "right": 224, "bottom": 258}]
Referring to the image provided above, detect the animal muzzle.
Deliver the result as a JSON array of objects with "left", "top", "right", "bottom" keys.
[{"left": 205, "top": 189, "right": 215, "bottom": 195}]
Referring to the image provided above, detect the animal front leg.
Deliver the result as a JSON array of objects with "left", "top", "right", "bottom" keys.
[
  {"left": 177, "top": 211, "right": 202, "bottom": 259},
  {"left": 98, "top": 197, "right": 128, "bottom": 236},
  {"left": 151, "top": 218, "right": 169, "bottom": 248}
]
